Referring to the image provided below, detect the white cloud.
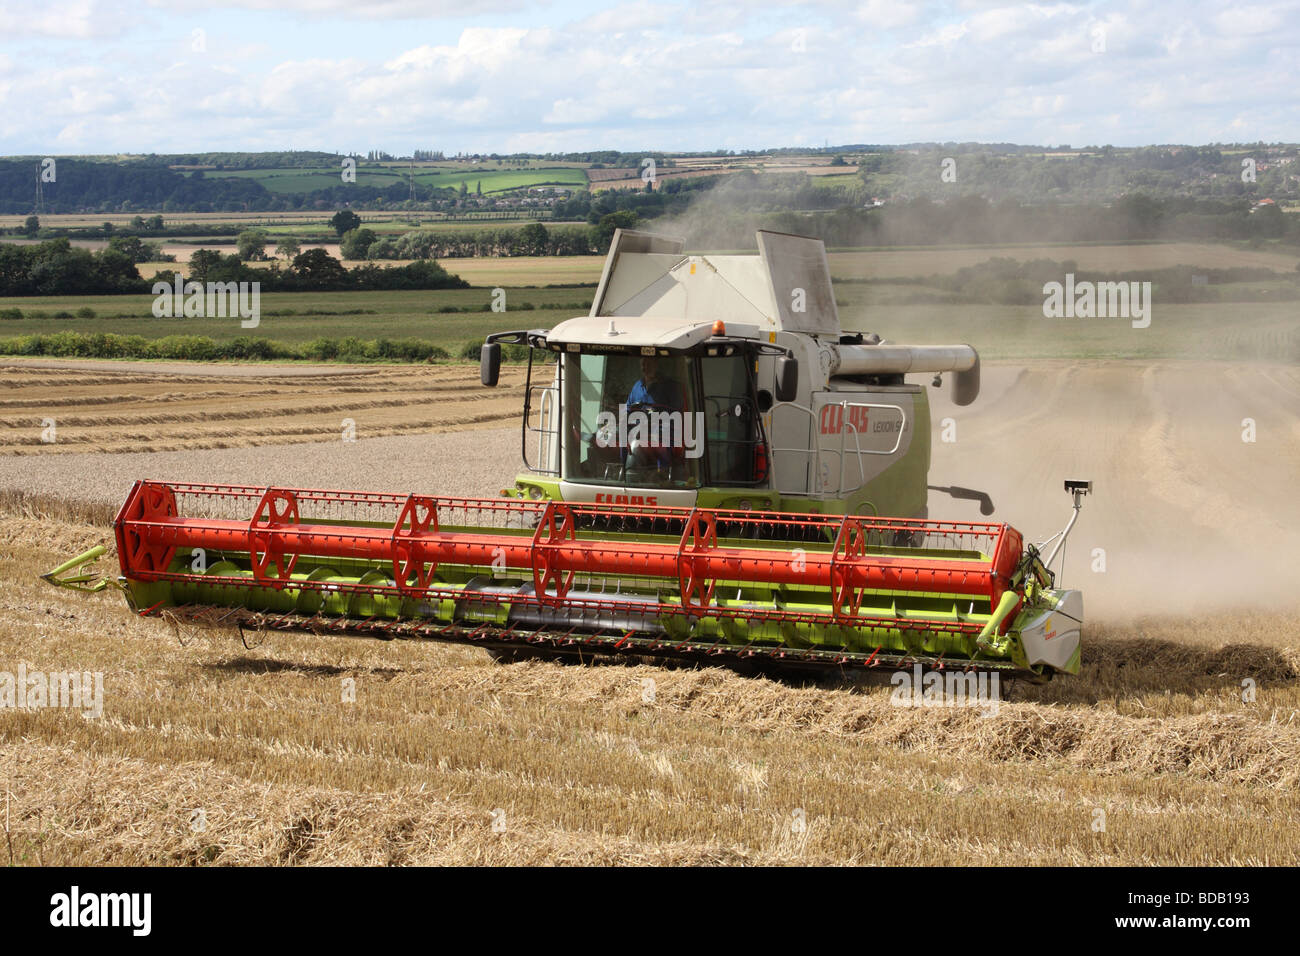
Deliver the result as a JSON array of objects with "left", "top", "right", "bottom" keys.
[
  {"left": 910, "top": 21, "right": 970, "bottom": 48},
  {"left": 853, "top": 0, "right": 922, "bottom": 29},
  {"left": 142, "top": 0, "right": 535, "bottom": 19},
  {"left": 1212, "top": 4, "right": 1287, "bottom": 36},
  {"left": 55, "top": 120, "right": 91, "bottom": 144},
  {"left": 0, "top": 0, "right": 123, "bottom": 38},
  {"left": 1, "top": 0, "right": 1297, "bottom": 153},
  {"left": 573, "top": 1, "right": 687, "bottom": 34}
]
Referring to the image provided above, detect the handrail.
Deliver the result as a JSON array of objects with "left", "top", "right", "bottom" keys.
[
  {"left": 524, "top": 384, "right": 560, "bottom": 476},
  {"left": 770, "top": 400, "right": 908, "bottom": 499}
]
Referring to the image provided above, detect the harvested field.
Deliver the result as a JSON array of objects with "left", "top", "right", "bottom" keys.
[
  {"left": 588, "top": 167, "right": 732, "bottom": 191},
  {"left": 1, "top": 356, "right": 1298, "bottom": 865},
  {"left": 401, "top": 255, "right": 606, "bottom": 286},
  {"left": 0, "top": 361, "right": 527, "bottom": 456}
]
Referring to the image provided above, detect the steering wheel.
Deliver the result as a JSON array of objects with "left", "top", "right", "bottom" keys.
[
  {"left": 592, "top": 402, "right": 679, "bottom": 448},
  {"left": 622, "top": 403, "right": 686, "bottom": 469}
]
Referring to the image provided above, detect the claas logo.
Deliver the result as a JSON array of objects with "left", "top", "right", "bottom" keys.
[
  {"left": 819, "top": 404, "right": 870, "bottom": 435},
  {"left": 595, "top": 493, "right": 659, "bottom": 506}
]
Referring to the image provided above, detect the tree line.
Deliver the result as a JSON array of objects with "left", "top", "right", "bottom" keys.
[
  {"left": 0, "top": 331, "right": 453, "bottom": 363},
  {"left": 854, "top": 146, "right": 1299, "bottom": 204},
  {"left": 0, "top": 239, "right": 468, "bottom": 296},
  {"left": 337, "top": 219, "right": 632, "bottom": 260},
  {"left": 174, "top": 249, "right": 469, "bottom": 292},
  {"left": 0, "top": 161, "right": 270, "bottom": 214}
]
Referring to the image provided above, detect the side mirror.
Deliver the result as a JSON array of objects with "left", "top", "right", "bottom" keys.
[
  {"left": 480, "top": 341, "right": 501, "bottom": 386},
  {"left": 775, "top": 355, "right": 798, "bottom": 404}
]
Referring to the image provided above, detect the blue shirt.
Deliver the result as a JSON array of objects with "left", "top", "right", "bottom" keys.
[{"left": 627, "top": 377, "right": 684, "bottom": 409}]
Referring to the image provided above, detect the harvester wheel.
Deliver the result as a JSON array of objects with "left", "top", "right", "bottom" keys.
[
  {"left": 751, "top": 661, "right": 842, "bottom": 687},
  {"left": 891, "top": 529, "right": 926, "bottom": 548},
  {"left": 486, "top": 647, "right": 537, "bottom": 664},
  {"left": 486, "top": 646, "right": 586, "bottom": 665}
]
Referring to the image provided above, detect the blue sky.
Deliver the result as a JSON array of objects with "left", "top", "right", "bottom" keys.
[{"left": 0, "top": 0, "right": 1296, "bottom": 155}]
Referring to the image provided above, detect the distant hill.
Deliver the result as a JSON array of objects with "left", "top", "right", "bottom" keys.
[
  {"left": 2, "top": 144, "right": 1296, "bottom": 215},
  {"left": 0, "top": 160, "right": 271, "bottom": 215}
]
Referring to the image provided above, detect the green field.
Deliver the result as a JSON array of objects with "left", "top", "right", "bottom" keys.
[
  {"left": 4, "top": 238, "right": 1296, "bottom": 363},
  {"left": 207, "top": 165, "right": 589, "bottom": 195},
  {"left": 0, "top": 288, "right": 594, "bottom": 358},
  {"left": 811, "top": 172, "right": 860, "bottom": 189},
  {"left": 848, "top": 299, "right": 1297, "bottom": 361},
  {"left": 3, "top": 286, "right": 1295, "bottom": 363}
]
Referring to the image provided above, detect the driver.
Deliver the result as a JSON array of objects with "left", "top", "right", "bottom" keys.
[
  {"left": 626, "top": 355, "right": 684, "bottom": 411},
  {"left": 624, "top": 355, "right": 685, "bottom": 472}
]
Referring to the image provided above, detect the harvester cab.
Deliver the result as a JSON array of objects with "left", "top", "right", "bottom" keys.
[
  {"left": 42, "top": 229, "right": 1089, "bottom": 681},
  {"left": 483, "top": 228, "right": 982, "bottom": 519}
]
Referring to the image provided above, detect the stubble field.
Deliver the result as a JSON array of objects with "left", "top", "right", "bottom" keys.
[{"left": 1, "top": 350, "right": 1298, "bottom": 865}]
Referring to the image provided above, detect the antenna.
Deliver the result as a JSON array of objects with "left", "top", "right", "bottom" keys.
[{"left": 34, "top": 162, "right": 44, "bottom": 216}]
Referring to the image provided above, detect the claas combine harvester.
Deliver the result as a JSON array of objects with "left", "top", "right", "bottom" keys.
[{"left": 44, "top": 230, "right": 1090, "bottom": 679}]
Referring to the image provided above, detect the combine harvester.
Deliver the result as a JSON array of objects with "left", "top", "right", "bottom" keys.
[{"left": 44, "top": 230, "right": 1089, "bottom": 679}]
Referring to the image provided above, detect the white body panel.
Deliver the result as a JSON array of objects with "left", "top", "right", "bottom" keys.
[
  {"left": 557, "top": 481, "right": 698, "bottom": 508},
  {"left": 586, "top": 229, "right": 838, "bottom": 337},
  {"left": 1018, "top": 589, "right": 1084, "bottom": 671}
]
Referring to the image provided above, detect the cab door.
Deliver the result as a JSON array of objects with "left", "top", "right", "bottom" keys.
[{"left": 698, "top": 353, "right": 765, "bottom": 487}]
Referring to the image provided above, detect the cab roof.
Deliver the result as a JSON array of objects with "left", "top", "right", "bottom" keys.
[
  {"left": 545, "top": 228, "right": 841, "bottom": 350},
  {"left": 546, "top": 315, "right": 759, "bottom": 351}
]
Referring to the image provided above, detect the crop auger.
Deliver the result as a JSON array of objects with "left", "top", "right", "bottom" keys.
[{"left": 44, "top": 229, "right": 1089, "bottom": 680}]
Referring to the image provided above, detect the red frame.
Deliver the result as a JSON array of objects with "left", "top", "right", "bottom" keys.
[{"left": 114, "top": 480, "right": 1024, "bottom": 631}]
